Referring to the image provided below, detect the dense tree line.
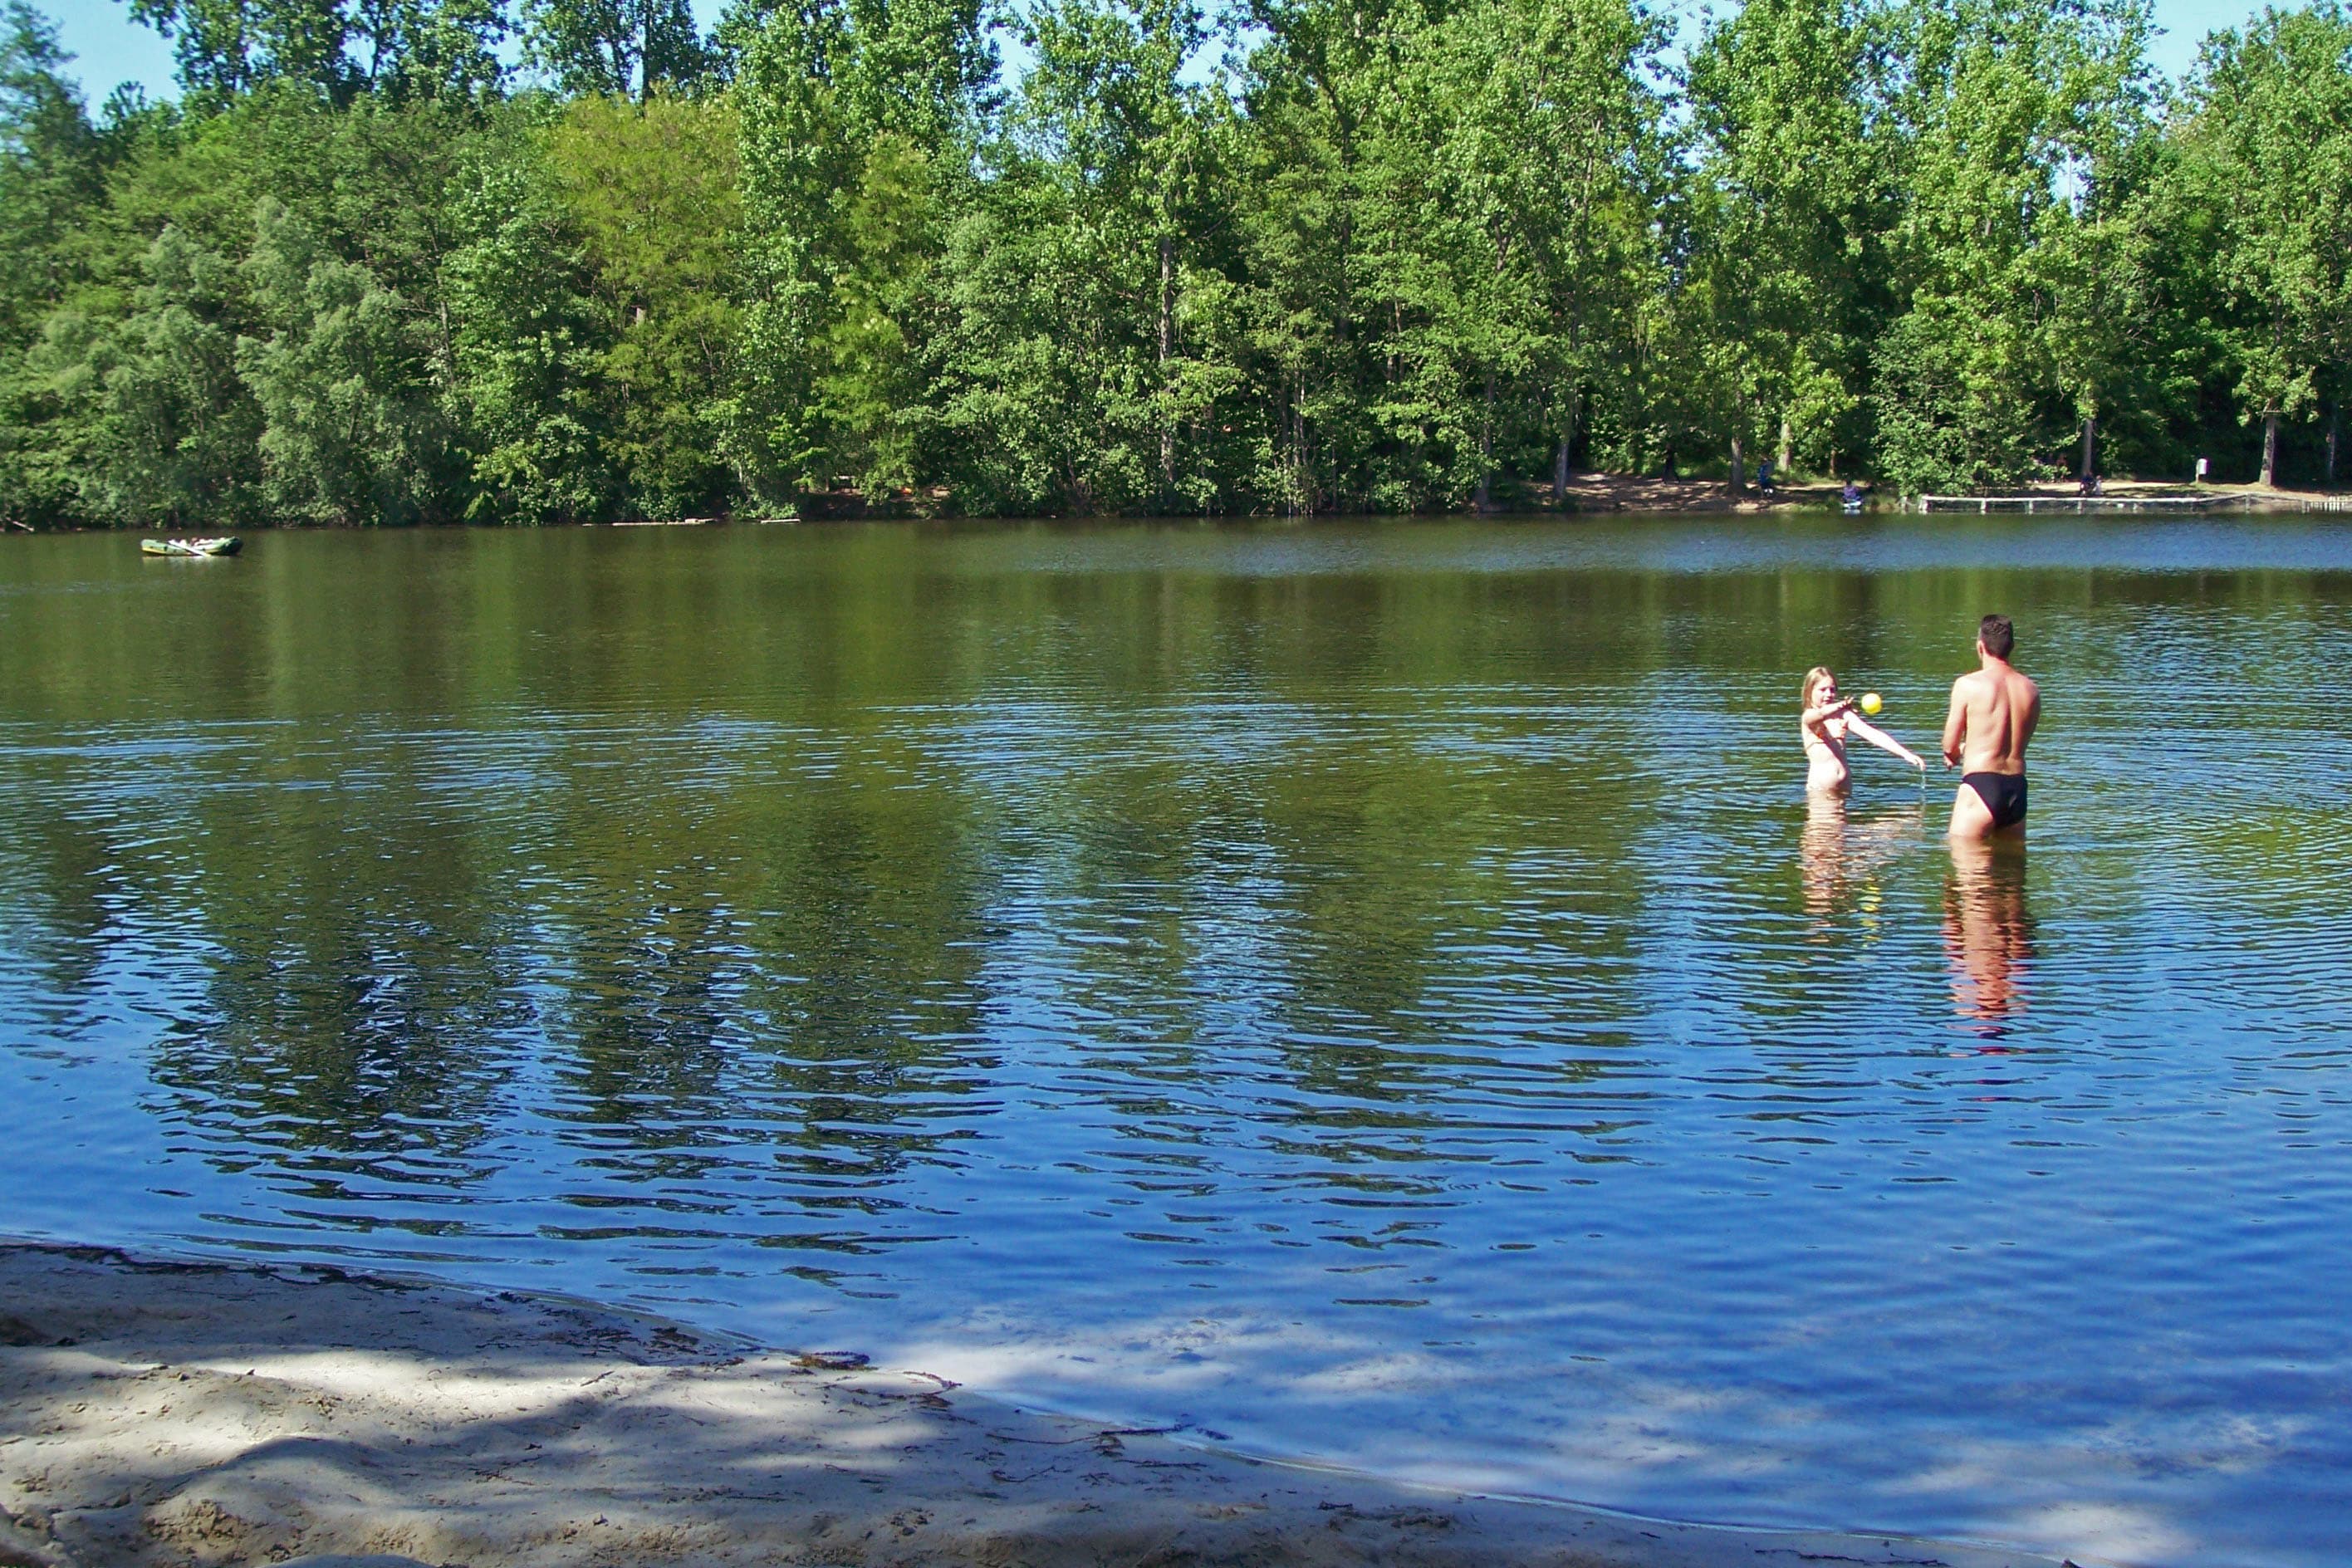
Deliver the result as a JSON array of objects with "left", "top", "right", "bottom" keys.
[{"left": 2, "top": 0, "right": 2350, "bottom": 524}]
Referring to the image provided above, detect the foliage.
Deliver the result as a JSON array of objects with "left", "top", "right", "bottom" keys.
[
  {"left": 238, "top": 198, "right": 443, "bottom": 523},
  {"left": 1867, "top": 0, "right": 2154, "bottom": 494},
  {"left": 1685, "top": 0, "right": 1885, "bottom": 480},
  {"left": 521, "top": 0, "right": 707, "bottom": 101},
  {"left": 2161, "top": 2, "right": 2352, "bottom": 481},
  {"left": 125, "top": 0, "right": 507, "bottom": 104},
  {"left": 7, "top": 0, "right": 2350, "bottom": 526},
  {"left": 549, "top": 91, "right": 741, "bottom": 514},
  {"left": 37, "top": 226, "right": 264, "bottom": 527},
  {"left": 440, "top": 111, "right": 615, "bottom": 521},
  {"left": 731, "top": 0, "right": 990, "bottom": 503}
]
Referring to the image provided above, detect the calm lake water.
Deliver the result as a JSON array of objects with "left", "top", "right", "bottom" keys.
[{"left": 2, "top": 518, "right": 2349, "bottom": 1566}]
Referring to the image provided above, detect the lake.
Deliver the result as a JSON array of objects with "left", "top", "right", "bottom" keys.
[{"left": 2, "top": 517, "right": 2348, "bottom": 1567}]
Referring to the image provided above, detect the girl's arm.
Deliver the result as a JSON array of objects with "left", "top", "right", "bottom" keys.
[
  {"left": 1801, "top": 697, "right": 1855, "bottom": 730},
  {"left": 1843, "top": 713, "right": 1925, "bottom": 768}
]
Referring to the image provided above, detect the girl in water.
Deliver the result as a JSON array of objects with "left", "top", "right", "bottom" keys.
[{"left": 1801, "top": 666, "right": 1925, "bottom": 793}]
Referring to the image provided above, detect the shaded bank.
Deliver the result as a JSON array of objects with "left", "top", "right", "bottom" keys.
[{"left": 0, "top": 1244, "right": 2064, "bottom": 1568}]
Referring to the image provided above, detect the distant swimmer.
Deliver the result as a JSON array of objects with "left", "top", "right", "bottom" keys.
[
  {"left": 1801, "top": 666, "right": 1925, "bottom": 795},
  {"left": 1942, "top": 614, "right": 2040, "bottom": 837}
]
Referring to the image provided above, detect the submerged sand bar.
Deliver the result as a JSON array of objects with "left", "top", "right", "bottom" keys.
[{"left": 0, "top": 1244, "right": 2060, "bottom": 1568}]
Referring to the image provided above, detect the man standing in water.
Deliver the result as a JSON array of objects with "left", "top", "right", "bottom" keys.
[{"left": 1942, "top": 614, "right": 2040, "bottom": 837}]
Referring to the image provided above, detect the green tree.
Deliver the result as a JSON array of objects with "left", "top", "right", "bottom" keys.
[
  {"left": 2036, "top": 128, "right": 2163, "bottom": 483},
  {"left": 0, "top": 3, "right": 110, "bottom": 523},
  {"left": 933, "top": 0, "right": 1237, "bottom": 513},
  {"left": 550, "top": 91, "right": 742, "bottom": 516},
  {"left": 36, "top": 226, "right": 263, "bottom": 527},
  {"left": 1498, "top": 0, "right": 1665, "bottom": 498},
  {"left": 345, "top": 0, "right": 509, "bottom": 99},
  {"left": 730, "top": 0, "right": 992, "bottom": 503},
  {"left": 0, "top": 3, "right": 100, "bottom": 343},
  {"left": 2163, "top": 2, "right": 2352, "bottom": 486},
  {"left": 523, "top": 0, "right": 710, "bottom": 100},
  {"left": 1869, "top": 0, "right": 2152, "bottom": 496},
  {"left": 1686, "top": 0, "right": 1885, "bottom": 489},
  {"left": 129, "top": 0, "right": 506, "bottom": 101},
  {"left": 441, "top": 120, "right": 616, "bottom": 521},
  {"left": 238, "top": 198, "right": 443, "bottom": 523},
  {"left": 1230, "top": 0, "right": 1662, "bottom": 512}
]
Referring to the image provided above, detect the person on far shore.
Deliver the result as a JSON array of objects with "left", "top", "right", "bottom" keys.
[
  {"left": 1801, "top": 667, "right": 1925, "bottom": 794},
  {"left": 1942, "top": 613, "right": 2040, "bottom": 838}
]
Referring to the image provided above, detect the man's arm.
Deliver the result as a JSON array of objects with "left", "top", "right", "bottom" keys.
[{"left": 1941, "top": 679, "right": 1968, "bottom": 767}]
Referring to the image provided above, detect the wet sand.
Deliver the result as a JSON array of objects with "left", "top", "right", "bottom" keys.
[{"left": 0, "top": 1243, "right": 2065, "bottom": 1568}]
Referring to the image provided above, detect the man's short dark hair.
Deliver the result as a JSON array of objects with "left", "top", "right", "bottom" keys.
[{"left": 1979, "top": 614, "right": 2015, "bottom": 659}]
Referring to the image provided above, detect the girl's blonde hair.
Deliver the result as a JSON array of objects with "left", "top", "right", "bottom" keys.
[{"left": 1801, "top": 665, "right": 1836, "bottom": 707}]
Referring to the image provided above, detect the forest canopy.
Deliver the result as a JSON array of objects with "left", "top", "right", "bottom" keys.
[{"left": 3, "top": 0, "right": 2351, "bottom": 525}]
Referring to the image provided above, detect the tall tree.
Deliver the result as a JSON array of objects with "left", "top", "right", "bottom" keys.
[
  {"left": 129, "top": 0, "right": 506, "bottom": 101},
  {"left": 0, "top": 3, "right": 106, "bottom": 524},
  {"left": 1229, "top": 0, "right": 1406, "bottom": 511},
  {"left": 2163, "top": 1, "right": 2352, "bottom": 486},
  {"left": 238, "top": 197, "right": 443, "bottom": 523},
  {"left": 2036, "top": 126, "right": 2161, "bottom": 483},
  {"left": 1232, "top": 0, "right": 1662, "bottom": 512},
  {"left": 33, "top": 226, "right": 264, "bottom": 527},
  {"left": 1375, "top": 0, "right": 1664, "bottom": 508},
  {"left": 522, "top": 0, "right": 709, "bottom": 100},
  {"left": 934, "top": 0, "right": 1236, "bottom": 513},
  {"left": 441, "top": 114, "right": 617, "bottom": 521},
  {"left": 1687, "top": 0, "right": 1886, "bottom": 490},
  {"left": 731, "top": 0, "right": 992, "bottom": 502},
  {"left": 1869, "top": 0, "right": 2152, "bottom": 496},
  {"left": 549, "top": 90, "right": 742, "bottom": 516},
  {"left": 0, "top": 4, "right": 100, "bottom": 345}
]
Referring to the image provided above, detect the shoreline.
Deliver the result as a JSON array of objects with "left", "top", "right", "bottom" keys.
[
  {"left": 2, "top": 473, "right": 2341, "bottom": 531},
  {"left": 0, "top": 1242, "right": 2072, "bottom": 1568}
]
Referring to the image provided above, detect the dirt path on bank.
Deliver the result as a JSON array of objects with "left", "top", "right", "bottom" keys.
[{"left": 0, "top": 1244, "right": 2066, "bottom": 1568}]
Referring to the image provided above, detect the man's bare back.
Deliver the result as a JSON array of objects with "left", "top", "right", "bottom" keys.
[{"left": 1941, "top": 614, "right": 2040, "bottom": 838}]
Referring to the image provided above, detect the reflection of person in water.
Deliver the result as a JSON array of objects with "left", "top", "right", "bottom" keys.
[
  {"left": 1801, "top": 794, "right": 1918, "bottom": 923},
  {"left": 1801, "top": 793, "right": 1848, "bottom": 917},
  {"left": 1944, "top": 837, "right": 2032, "bottom": 1030}
]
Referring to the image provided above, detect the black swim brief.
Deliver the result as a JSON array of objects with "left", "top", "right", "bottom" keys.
[{"left": 1963, "top": 771, "right": 2028, "bottom": 828}]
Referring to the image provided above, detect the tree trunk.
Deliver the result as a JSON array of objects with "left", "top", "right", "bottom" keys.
[
  {"left": 1476, "top": 369, "right": 1496, "bottom": 512},
  {"left": 1293, "top": 375, "right": 1309, "bottom": 516},
  {"left": 1729, "top": 431, "right": 1746, "bottom": 497},
  {"left": 1777, "top": 416, "right": 1792, "bottom": 475},
  {"left": 2079, "top": 414, "right": 2097, "bottom": 483},
  {"left": 2261, "top": 408, "right": 2281, "bottom": 488},
  {"left": 1552, "top": 386, "right": 1580, "bottom": 507},
  {"left": 2328, "top": 402, "right": 2339, "bottom": 486},
  {"left": 1157, "top": 234, "right": 1176, "bottom": 501}
]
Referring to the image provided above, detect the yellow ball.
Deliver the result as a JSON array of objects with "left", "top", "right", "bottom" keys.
[{"left": 1860, "top": 692, "right": 1883, "bottom": 715}]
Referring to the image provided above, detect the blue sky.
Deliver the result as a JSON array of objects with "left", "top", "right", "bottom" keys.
[{"left": 48, "top": 0, "right": 2274, "bottom": 106}]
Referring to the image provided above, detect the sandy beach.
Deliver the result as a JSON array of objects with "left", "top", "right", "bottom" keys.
[{"left": 0, "top": 1244, "right": 2070, "bottom": 1568}]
